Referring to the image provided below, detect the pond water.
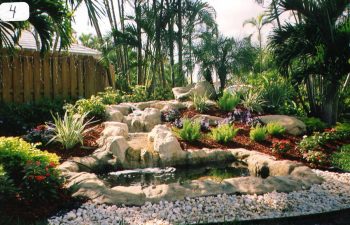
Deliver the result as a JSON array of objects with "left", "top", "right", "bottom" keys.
[{"left": 99, "top": 161, "right": 250, "bottom": 187}]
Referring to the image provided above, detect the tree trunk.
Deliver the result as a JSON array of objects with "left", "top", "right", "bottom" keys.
[
  {"left": 321, "top": 81, "right": 340, "bottom": 125},
  {"left": 271, "top": 0, "right": 281, "bottom": 30},
  {"left": 135, "top": 0, "right": 143, "bottom": 85},
  {"left": 177, "top": 0, "right": 184, "bottom": 85}
]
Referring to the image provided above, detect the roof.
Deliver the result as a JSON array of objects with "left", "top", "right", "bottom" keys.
[{"left": 15, "top": 30, "right": 101, "bottom": 56}]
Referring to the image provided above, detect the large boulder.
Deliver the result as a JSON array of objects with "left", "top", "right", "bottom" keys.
[
  {"left": 172, "top": 81, "right": 217, "bottom": 101},
  {"left": 98, "top": 122, "right": 129, "bottom": 146},
  {"left": 123, "top": 108, "right": 161, "bottom": 132},
  {"left": 259, "top": 115, "right": 306, "bottom": 136},
  {"left": 148, "top": 125, "right": 186, "bottom": 165}
]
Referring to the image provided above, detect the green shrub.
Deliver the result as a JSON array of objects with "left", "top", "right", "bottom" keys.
[
  {"left": 218, "top": 92, "right": 241, "bottom": 112},
  {"left": 332, "top": 145, "right": 350, "bottom": 171},
  {"left": 0, "top": 137, "right": 62, "bottom": 202},
  {"left": 301, "top": 117, "right": 327, "bottom": 133},
  {"left": 266, "top": 122, "right": 286, "bottom": 137},
  {"left": 176, "top": 119, "right": 201, "bottom": 142},
  {"left": 49, "top": 112, "right": 93, "bottom": 150},
  {"left": 303, "top": 151, "right": 327, "bottom": 166},
  {"left": 98, "top": 87, "right": 122, "bottom": 105},
  {"left": 192, "top": 94, "right": 209, "bottom": 113},
  {"left": 335, "top": 123, "right": 350, "bottom": 139},
  {"left": 0, "top": 98, "right": 67, "bottom": 136},
  {"left": 0, "top": 137, "right": 59, "bottom": 180},
  {"left": 241, "top": 89, "right": 265, "bottom": 112},
  {"left": 211, "top": 124, "right": 239, "bottom": 143},
  {"left": 298, "top": 133, "right": 324, "bottom": 153},
  {"left": 151, "top": 86, "right": 174, "bottom": 100},
  {"left": 249, "top": 125, "right": 267, "bottom": 142},
  {"left": 0, "top": 164, "right": 17, "bottom": 202},
  {"left": 65, "top": 95, "right": 106, "bottom": 120},
  {"left": 123, "top": 85, "right": 149, "bottom": 103},
  {"left": 271, "top": 139, "right": 292, "bottom": 155}
]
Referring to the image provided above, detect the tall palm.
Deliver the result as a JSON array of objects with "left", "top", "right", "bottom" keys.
[
  {"left": 254, "top": 0, "right": 281, "bottom": 30},
  {"left": 0, "top": 0, "right": 72, "bottom": 52},
  {"left": 269, "top": 0, "right": 350, "bottom": 124},
  {"left": 243, "top": 13, "right": 270, "bottom": 73},
  {"left": 67, "top": 0, "right": 105, "bottom": 39},
  {"left": 183, "top": 0, "right": 217, "bottom": 84}
]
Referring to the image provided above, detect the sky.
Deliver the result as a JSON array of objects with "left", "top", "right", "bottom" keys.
[{"left": 72, "top": 0, "right": 275, "bottom": 45}]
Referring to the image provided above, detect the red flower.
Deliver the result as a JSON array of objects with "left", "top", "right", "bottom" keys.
[
  {"left": 49, "top": 162, "right": 56, "bottom": 168},
  {"left": 36, "top": 161, "right": 41, "bottom": 166},
  {"left": 45, "top": 167, "right": 49, "bottom": 172},
  {"left": 46, "top": 173, "right": 50, "bottom": 177},
  {"left": 35, "top": 175, "right": 46, "bottom": 181}
]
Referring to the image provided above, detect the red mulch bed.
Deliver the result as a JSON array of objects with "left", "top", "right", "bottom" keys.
[
  {"left": 40, "top": 124, "right": 104, "bottom": 163},
  {"left": 174, "top": 108, "right": 348, "bottom": 170}
]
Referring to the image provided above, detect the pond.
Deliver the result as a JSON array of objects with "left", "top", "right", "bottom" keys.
[{"left": 99, "top": 161, "right": 250, "bottom": 187}]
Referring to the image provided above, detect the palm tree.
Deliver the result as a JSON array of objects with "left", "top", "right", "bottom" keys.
[
  {"left": 254, "top": 0, "right": 281, "bottom": 30},
  {"left": 0, "top": 0, "right": 73, "bottom": 53},
  {"left": 67, "top": 0, "right": 105, "bottom": 40},
  {"left": 183, "top": 0, "right": 217, "bottom": 84},
  {"left": 269, "top": 0, "right": 350, "bottom": 125},
  {"left": 243, "top": 13, "right": 270, "bottom": 74}
]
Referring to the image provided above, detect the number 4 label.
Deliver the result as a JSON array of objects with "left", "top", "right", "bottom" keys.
[{"left": 0, "top": 2, "right": 29, "bottom": 22}]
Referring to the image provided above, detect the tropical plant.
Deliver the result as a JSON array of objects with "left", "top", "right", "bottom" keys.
[
  {"left": 243, "top": 13, "right": 270, "bottom": 73},
  {"left": 211, "top": 124, "right": 239, "bottom": 143},
  {"left": 176, "top": 119, "right": 201, "bottom": 142},
  {"left": 269, "top": 0, "right": 350, "bottom": 125},
  {"left": 0, "top": 0, "right": 73, "bottom": 52},
  {"left": 266, "top": 122, "right": 286, "bottom": 137},
  {"left": 65, "top": 96, "right": 106, "bottom": 120},
  {"left": 332, "top": 145, "right": 350, "bottom": 171},
  {"left": 98, "top": 87, "right": 123, "bottom": 105},
  {"left": 241, "top": 89, "right": 265, "bottom": 112},
  {"left": 301, "top": 117, "right": 327, "bottom": 134},
  {"left": 218, "top": 92, "right": 241, "bottom": 112},
  {"left": 250, "top": 125, "right": 267, "bottom": 142},
  {"left": 192, "top": 94, "right": 209, "bottom": 113},
  {"left": 48, "top": 112, "right": 93, "bottom": 150}
]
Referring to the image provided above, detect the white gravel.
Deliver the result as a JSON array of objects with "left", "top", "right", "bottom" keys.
[{"left": 48, "top": 170, "right": 350, "bottom": 225}]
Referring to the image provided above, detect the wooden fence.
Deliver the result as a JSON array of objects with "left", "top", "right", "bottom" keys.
[{"left": 0, "top": 50, "right": 113, "bottom": 103}]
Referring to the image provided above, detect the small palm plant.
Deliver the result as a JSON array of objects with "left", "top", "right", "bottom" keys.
[{"left": 48, "top": 111, "right": 93, "bottom": 150}]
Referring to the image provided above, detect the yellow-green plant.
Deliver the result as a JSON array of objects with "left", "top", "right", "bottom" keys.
[
  {"left": 192, "top": 94, "right": 209, "bottom": 113},
  {"left": 218, "top": 92, "right": 241, "bottom": 112},
  {"left": 176, "top": 119, "right": 201, "bottom": 142},
  {"left": 211, "top": 124, "right": 239, "bottom": 143},
  {"left": 48, "top": 112, "right": 93, "bottom": 149},
  {"left": 266, "top": 122, "right": 286, "bottom": 137},
  {"left": 250, "top": 125, "right": 267, "bottom": 142}
]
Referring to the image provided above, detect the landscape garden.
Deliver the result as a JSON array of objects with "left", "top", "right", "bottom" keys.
[{"left": 0, "top": 0, "right": 350, "bottom": 224}]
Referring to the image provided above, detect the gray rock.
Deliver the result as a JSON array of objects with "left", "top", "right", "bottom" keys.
[
  {"left": 259, "top": 115, "right": 306, "bottom": 136},
  {"left": 172, "top": 81, "right": 217, "bottom": 101}
]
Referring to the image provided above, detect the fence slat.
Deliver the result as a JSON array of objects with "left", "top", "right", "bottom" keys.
[
  {"left": 62, "top": 56, "right": 69, "bottom": 98},
  {"left": 23, "top": 52, "right": 33, "bottom": 102},
  {"left": 33, "top": 52, "right": 41, "bottom": 100},
  {"left": 78, "top": 57, "right": 84, "bottom": 97},
  {"left": 43, "top": 54, "right": 51, "bottom": 98},
  {"left": 2, "top": 56, "right": 12, "bottom": 102},
  {"left": 12, "top": 56, "right": 22, "bottom": 102},
  {"left": 70, "top": 55, "right": 77, "bottom": 98}
]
